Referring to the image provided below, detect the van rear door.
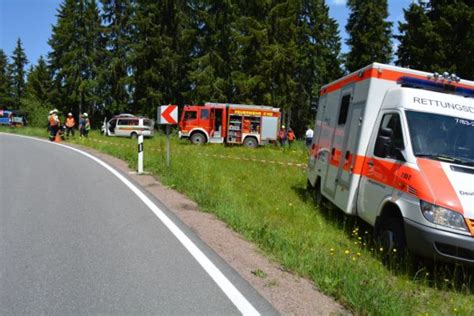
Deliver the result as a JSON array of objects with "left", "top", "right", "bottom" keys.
[{"left": 323, "top": 85, "right": 354, "bottom": 199}]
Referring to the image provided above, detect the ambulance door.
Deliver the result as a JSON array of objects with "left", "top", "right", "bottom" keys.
[
  {"left": 358, "top": 112, "right": 405, "bottom": 225},
  {"left": 336, "top": 101, "right": 364, "bottom": 188},
  {"left": 323, "top": 86, "right": 353, "bottom": 199}
]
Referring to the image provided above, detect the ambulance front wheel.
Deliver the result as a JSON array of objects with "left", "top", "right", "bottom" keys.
[
  {"left": 378, "top": 216, "right": 407, "bottom": 256},
  {"left": 190, "top": 132, "right": 206, "bottom": 145}
]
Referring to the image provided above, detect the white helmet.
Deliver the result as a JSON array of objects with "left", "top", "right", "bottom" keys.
[
  {"left": 49, "top": 110, "right": 53, "bottom": 115},
  {"left": 68, "top": 112, "right": 72, "bottom": 116},
  {"left": 53, "top": 109, "right": 58, "bottom": 113},
  {"left": 83, "top": 113, "right": 88, "bottom": 117}
]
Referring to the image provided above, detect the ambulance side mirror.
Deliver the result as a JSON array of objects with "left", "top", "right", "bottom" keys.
[{"left": 374, "top": 128, "right": 393, "bottom": 158}]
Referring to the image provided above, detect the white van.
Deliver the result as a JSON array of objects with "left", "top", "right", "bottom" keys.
[
  {"left": 307, "top": 63, "right": 474, "bottom": 263},
  {"left": 102, "top": 114, "right": 154, "bottom": 138}
]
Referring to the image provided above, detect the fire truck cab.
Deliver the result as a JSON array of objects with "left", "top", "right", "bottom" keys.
[{"left": 179, "top": 103, "right": 280, "bottom": 147}]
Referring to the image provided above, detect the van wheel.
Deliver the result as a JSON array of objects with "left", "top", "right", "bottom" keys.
[
  {"left": 243, "top": 137, "right": 258, "bottom": 148},
  {"left": 314, "top": 180, "right": 323, "bottom": 205},
  {"left": 130, "top": 132, "right": 138, "bottom": 139},
  {"left": 378, "top": 217, "right": 407, "bottom": 255},
  {"left": 190, "top": 132, "right": 206, "bottom": 145}
]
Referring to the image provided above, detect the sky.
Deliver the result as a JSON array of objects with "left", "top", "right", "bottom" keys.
[{"left": 0, "top": 0, "right": 413, "bottom": 67}]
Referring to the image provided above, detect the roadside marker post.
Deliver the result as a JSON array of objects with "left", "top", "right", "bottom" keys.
[
  {"left": 138, "top": 134, "right": 144, "bottom": 174},
  {"left": 157, "top": 105, "right": 178, "bottom": 168}
]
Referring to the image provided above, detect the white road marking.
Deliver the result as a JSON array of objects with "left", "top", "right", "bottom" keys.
[{"left": 1, "top": 133, "right": 260, "bottom": 316}]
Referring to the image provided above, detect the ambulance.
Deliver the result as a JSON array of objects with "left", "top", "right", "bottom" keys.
[{"left": 307, "top": 63, "right": 474, "bottom": 263}]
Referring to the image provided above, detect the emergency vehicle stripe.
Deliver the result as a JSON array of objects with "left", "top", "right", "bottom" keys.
[
  {"left": 320, "top": 68, "right": 474, "bottom": 96},
  {"left": 416, "top": 158, "right": 464, "bottom": 214},
  {"left": 316, "top": 146, "right": 465, "bottom": 214}
]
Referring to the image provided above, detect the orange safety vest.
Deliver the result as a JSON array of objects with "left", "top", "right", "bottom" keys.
[
  {"left": 49, "top": 115, "right": 58, "bottom": 126},
  {"left": 287, "top": 131, "right": 295, "bottom": 141},
  {"left": 66, "top": 117, "right": 75, "bottom": 128}
]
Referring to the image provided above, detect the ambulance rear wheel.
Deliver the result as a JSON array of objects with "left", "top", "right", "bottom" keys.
[
  {"left": 243, "top": 137, "right": 258, "bottom": 148},
  {"left": 314, "top": 181, "right": 323, "bottom": 205},
  {"left": 190, "top": 132, "right": 206, "bottom": 145},
  {"left": 311, "top": 178, "right": 324, "bottom": 206},
  {"left": 130, "top": 132, "right": 138, "bottom": 139}
]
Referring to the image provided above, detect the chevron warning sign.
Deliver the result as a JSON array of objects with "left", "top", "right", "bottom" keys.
[{"left": 157, "top": 105, "right": 178, "bottom": 124}]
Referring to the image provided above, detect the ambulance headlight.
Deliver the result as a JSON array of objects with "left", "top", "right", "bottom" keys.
[{"left": 420, "top": 201, "right": 467, "bottom": 231}]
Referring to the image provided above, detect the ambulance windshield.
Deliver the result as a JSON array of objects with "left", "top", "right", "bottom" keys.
[{"left": 406, "top": 111, "right": 474, "bottom": 165}]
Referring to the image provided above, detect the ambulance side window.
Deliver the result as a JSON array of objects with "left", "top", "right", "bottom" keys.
[
  {"left": 375, "top": 113, "right": 405, "bottom": 159},
  {"left": 337, "top": 94, "right": 351, "bottom": 125}
]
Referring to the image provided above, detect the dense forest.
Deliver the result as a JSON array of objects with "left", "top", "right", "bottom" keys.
[{"left": 0, "top": 0, "right": 473, "bottom": 135}]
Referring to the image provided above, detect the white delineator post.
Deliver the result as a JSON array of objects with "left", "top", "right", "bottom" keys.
[{"left": 138, "top": 134, "right": 144, "bottom": 174}]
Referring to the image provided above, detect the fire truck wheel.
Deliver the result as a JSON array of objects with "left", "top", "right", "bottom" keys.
[
  {"left": 190, "top": 132, "right": 206, "bottom": 145},
  {"left": 243, "top": 137, "right": 258, "bottom": 148}
]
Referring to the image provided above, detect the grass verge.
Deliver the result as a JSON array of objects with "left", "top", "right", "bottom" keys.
[{"left": 2, "top": 126, "right": 474, "bottom": 315}]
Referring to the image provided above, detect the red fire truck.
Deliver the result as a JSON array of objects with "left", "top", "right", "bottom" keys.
[{"left": 178, "top": 102, "right": 281, "bottom": 147}]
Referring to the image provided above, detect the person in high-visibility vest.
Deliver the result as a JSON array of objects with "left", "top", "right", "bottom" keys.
[
  {"left": 65, "top": 113, "right": 75, "bottom": 138},
  {"left": 79, "top": 113, "right": 91, "bottom": 138},
  {"left": 49, "top": 109, "right": 60, "bottom": 141},
  {"left": 278, "top": 125, "right": 287, "bottom": 147},
  {"left": 287, "top": 128, "right": 295, "bottom": 147},
  {"left": 47, "top": 110, "right": 53, "bottom": 134}
]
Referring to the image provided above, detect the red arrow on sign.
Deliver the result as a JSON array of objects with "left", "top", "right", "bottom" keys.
[{"left": 161, "top": 105, "right": 177, "bottom": 124}]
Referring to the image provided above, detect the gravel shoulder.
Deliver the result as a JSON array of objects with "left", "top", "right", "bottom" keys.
[{"left": 73, "top": 144, "right": 349, "bottom": 315}]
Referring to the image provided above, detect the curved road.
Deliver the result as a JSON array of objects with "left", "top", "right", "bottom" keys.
[{"left": 0, "top": 133, "right": 276, "bottom": 315}]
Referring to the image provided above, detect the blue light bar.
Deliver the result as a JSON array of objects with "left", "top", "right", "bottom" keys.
[{"left": 398, "top": 76, "right": 474, "bottom": 98}]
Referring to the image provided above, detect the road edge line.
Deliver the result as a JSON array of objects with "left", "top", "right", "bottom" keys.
[{"left": 2, "top": 133, "right": 260, "bottom": 316}]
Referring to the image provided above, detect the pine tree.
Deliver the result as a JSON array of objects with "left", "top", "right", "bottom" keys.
[
  {"left": 131, "top": 0, "right": 191, "bottom": 115},
  {"left": 0, "top": 49, "right": 14, "bottom": 108},
  {"left": 25, "top": 56, "right": 52, "bottom": 104},
  {"left": 21, "top": 56, "right": 53, "bottom": 127},
  {"left": 232, "top": 0, "right": 271, "bottom": 105},
  {"left": 49, "top": 0, "right": 106, "bottom": 118},
  {"left": 186, "top": 0, "right": 237, "bottom": 103},
  {"left": 101, "top": 0, "right": 134, "bottom": 114},
  {"left": 295, "top": 0, "right": 342, "bottom": 134},
  {"left": 264, "top": 0, "right": 300, "bottom": 126},
  {"left": 345, "top": 0, "right": 392, "bottom": 72},
  {"left": 397, "top": 0, "right": 474, "bottom": 80},
  {"left": 10, "top": 38, "right": 29, "bottom": 108}
]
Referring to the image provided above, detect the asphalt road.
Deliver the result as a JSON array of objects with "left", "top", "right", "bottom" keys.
[{"left": 0, "top": 133, "right": 276, "bottom": 315}]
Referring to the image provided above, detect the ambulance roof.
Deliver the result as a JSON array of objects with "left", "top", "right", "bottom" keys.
[{"left": 320, "top": 63, "right": 474, "bottom": 96}]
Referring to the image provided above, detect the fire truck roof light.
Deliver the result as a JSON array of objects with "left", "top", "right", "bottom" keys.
[{"left": 398, "top": 76, "right": 474, "bottom": 98}]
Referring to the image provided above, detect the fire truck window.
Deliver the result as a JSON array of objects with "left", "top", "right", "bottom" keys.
[
  {"left": 117, "top": 119, "right": 128, "bottom": 125},
  {"left": 200, "top": 109, "right": 209, "bottom": 120},
  {"left": 185, "top": 111, "right": 197, "bottom": 120},
  {"left": 337, "top": 94, "right": 351, "bottom": 125}
]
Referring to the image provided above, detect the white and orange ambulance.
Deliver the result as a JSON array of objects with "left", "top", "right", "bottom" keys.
[{"left": 307, "top": 63, "right": 474, "bottom": 263}]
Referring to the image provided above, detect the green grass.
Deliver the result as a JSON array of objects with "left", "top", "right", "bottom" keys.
[{"left": 3, "top": 126, "right": 474, "bottom": 315}]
